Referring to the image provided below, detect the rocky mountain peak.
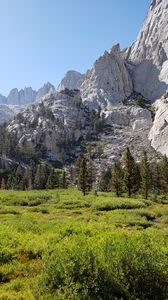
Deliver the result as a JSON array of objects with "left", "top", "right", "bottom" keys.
[
  {"left": 7, "top": 87, "right": 37, "bottom": 106},
  {"left": 36, "top": 82, "right": 55, "bottom": 101},
  {"left": 125, "top": 0, "right": 168, "bottom": 100},
  {"left": 57, "top": 70, "right": 85, "bottom": 92},
  {"left": 81, "top": 43, "right": 133, "bottom": 109}
]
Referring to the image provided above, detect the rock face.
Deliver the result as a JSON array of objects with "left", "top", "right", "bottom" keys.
[
  {"left": 149, "top": 92, "right": 168, "bottom": 156},
  {"left": 57, "top": 71, "right": 85, "bottom": 92},
  {"left": 0, "top": 83, "right": 56, "bottom": 124},
  {"left": 36, "top": 82, "right": 55, "bottom": 101},
  {"left": 126, "top": 0, "right": 168, "bottom": 100},
  {"left": 81, "top": 44, "right": 133, "bottom": 109},
  {"left": 7, "top": 90, "right": 90, "bottom": 161},
  {"left": 0, "top": 94, "right": 7, "bottom": 105},
  {"left": 7, "top": 87, "right": 37, "bottom": 105},
  {"left": 0, "top": 105, "right": 15, "bottom": 124},
  {"left": 7, "top": 87, "right": 154, "bottom": 166}
]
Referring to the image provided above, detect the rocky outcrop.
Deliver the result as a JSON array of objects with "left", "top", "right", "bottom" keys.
[
  {"left": 36, "top": 82, "right": 55, "bottom": 101},
  {"left": 126, "top": 0, "right": 168, "bottom": 100},
  {"left": 0, "top": 83, "right": 56, "bottom": 124},
  {"left": 0, "top": 94, "right": 7, "bottom": 105},
  {"left": 57, "top": 71, "right": 85, "bottom": 92},
  {"left": 7, "top": 87, "right": 37, "bottom": 105},
  {"left": 105, "top": 105, "right": 152, "bottom": 129},
  {"left": 81, "top": 44, "right": 133, "bottom": 109},
  {"left": 149, "top": 92, "right": 168, "bottom": 156},
  {"left": 0, "top": 105, "right": 15, "bottom": 124},
  {"left": 7, "top": 90, "right": 89, "bottom": 161}
]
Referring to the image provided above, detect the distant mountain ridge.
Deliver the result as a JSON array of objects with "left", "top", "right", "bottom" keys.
[{"left": 0, "top": 82, "right": 55, "bottom": 106}]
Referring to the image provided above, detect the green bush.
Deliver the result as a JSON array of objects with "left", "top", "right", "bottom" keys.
[
  {"left": 92, "top": 198, "right": 147, "bottom": 211},
  {"left": 39, "top": 239, "right": 126, "bottom": 300},
  {"left": 39, "top": 233, "right": 168, "bottom": 300}
]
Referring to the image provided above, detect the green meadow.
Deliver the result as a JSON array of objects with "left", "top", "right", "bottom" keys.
[{"left": 0, "top": 189, "right": 168, "bottom": 299}]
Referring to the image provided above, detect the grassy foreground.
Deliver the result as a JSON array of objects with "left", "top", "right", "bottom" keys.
[{"left": 0, "top": 189, "right": 168, "bottom": 300}]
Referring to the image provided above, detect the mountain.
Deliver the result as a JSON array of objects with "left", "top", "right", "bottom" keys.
[
  {"left": 36, "top": 82, "right": 55, "bottom": 101},
  {"left": 57, "top": 71, "right": 85, "bottom": 92},
  {"left": 81, "top": 44, "right": 133, "bottom": 109},
  {"left": 1, "top": 0, "right": 168, "bottom": 167},
  {"left": 7, "top": 89, "right": 89, "bottom": 162},
  {"left": 0, "top": 94, "right": 7, "bottom": 105},
  {"left": 125, "top": 0, "right": 168, "bottom": 157},
  {"left": 125, "top": 0, "right": 168, "bottom": 100},
  {"left": 0, "top": 105, "right": 15, "bottom": 125},
  {"left": 0, "top": 82, "right": 55, "bottom": 123},
  {"left": 7, "top": 87, "right": 37, "bottom": 106},
  {"left": 0, "top": 82, "right": 55, "bottom": 106}
]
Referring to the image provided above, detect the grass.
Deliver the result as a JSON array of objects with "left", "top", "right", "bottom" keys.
[{"left": 0, "top": 189, "right": 167, "bottom": 299}]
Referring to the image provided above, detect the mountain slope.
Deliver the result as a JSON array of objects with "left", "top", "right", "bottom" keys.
[
  {"left": 126, "top": 0, "right": 168, "bottom": 100},
  {"left": 81, "top": 44, "right": 133, "bottom": 109},
  {"left": 57, "top": 71, "right": 85, "bottom": 92}
]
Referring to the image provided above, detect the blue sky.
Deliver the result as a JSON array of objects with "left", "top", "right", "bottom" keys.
[{"left": 0, "top": 0, "right": 151, "bottom": 95}]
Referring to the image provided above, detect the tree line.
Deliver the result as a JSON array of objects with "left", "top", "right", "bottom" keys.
[
  {"left": 1, "top": 145, "right": 168, "bottom": 199},
  {"left": 0, "top": 160, "right": 67, "bottom": 190},
  {"left": 78, "top": 147, "right": 168, "bottom": 199}
]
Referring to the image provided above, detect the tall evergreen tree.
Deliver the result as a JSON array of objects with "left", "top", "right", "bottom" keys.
[
  {"left": 98, "top": 168, "right": 112, "bottom": 192},
  {"left": 61, "top": 170, "right": 68, "bottom": 189},
  {"left": 111, "top": 160, "right": 123, "bottom": 197},
  {"left": 10, "top": 165, "right": 24, "bottom": 190},
  {"left": 78, "top": 158, "right": 91, "bottom": 196},
  {"left": 159, "top": 155, "right": 168, "bottom": 195},
  {"left": 140, "top": 151, "right": 151, "bottom": 199},
  {"left": 46, "top": 169, "right": 59, "bottom": 189},
  {"left": 150, "top": 161, "right": 160, "bottom": 196},
  {"left": 34, "top": 164, "right": 47, "bottom": 189},
  {"left": 123, "top": 147, "right": 137, "bottom": 197}
]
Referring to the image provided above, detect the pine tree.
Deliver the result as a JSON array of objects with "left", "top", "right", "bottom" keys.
[
  {"left": 111, "top": 160, "right": 123, "bottom": 197},
  {"left": 46, "top": 169, "right": 59, "bottom": 189},
  {"left": 140, "top": 151, "right": 151, "bottom": 199},
  {"left": 10, "top": 165, "right": 24, "bottom": 190},
  {"left": 23, "top": 165, "right": 33, "bottom": 190},
  {"left": 123, "top": 147, "right": 137, "bottom": 197},
  {"left": 159, "top": 155, "right": 168, "bottom": 195},
  {"left": 34, "top": 165, "right": 46, "bottom": 189},
  {"left": 98, "top": 169, "right": 112, "bottom": 192},
  {"left": 78, "top": 158, "right": 90, "bottom": 196},
  {"left": 150, "top": 161, "right": 160, "bottom": 196},
  {"left": 61, "top": 170, "right": 67, "bottom": 189}
]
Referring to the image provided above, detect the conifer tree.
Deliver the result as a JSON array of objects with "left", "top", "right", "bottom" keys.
[
  {"left": 78, "top": 158, "right": 90, "bottom": 196},
  {"left": 123, "top": 147, "right": 137, "bottom": 197},
  {"left": 111, "top": 160, "right": 123, "bottom": 197},
  {"left": 46, "top": 169, "right": 59, "bottom": 189},
  {"left": 159, "top": 155, "right": 168, "bottom": 195},
  {"left": 61, "top": 170, "right": 67, "bottom": 189},
  {"left": 34, "top": 165, "right": 46, "bottom": 189},
  {"left": 11, "top": 165, "right": 24, "bottom": 190},
  {"left": 140, "top": 151, "right": 151, "bottom": 199},
  {"left": 150, "top": 161, "right": 160, "bottom": 196},
  {"left": 98, "top": 168, "right": 112, "bottom": 192}
]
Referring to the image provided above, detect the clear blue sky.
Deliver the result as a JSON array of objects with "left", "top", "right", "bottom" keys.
[{"left": 0, "top": 0, "right": 151, "bottom": 96}]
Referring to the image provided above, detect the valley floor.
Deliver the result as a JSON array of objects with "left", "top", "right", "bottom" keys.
[{"left": 0, "top": 189, "right": 168, "bottom": 299}]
